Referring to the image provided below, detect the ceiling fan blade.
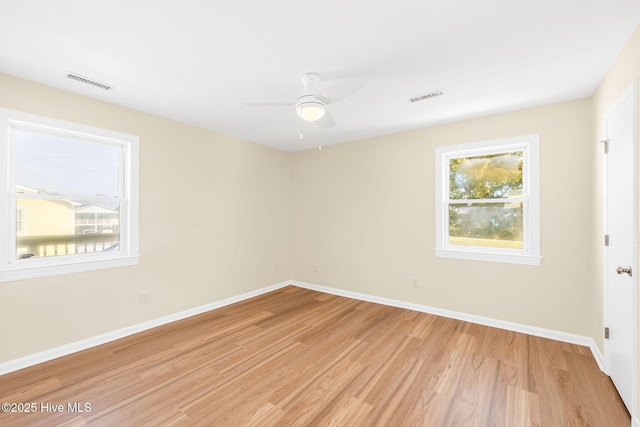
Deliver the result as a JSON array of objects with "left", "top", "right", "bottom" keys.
[
  {"left": 317, "top": 79, "right": 364, "bottom": 104},
  {"left": 244, "top": 102, "right": 294, "bottom": 107},
  {"left": 317, "top": 110, "right": 335, "bottom": 129}
]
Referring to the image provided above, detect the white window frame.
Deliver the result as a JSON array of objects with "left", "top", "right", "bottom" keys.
[
  {"left": 435, "top": 134, "right": 541, "bottom": 265},
  {"left": 0, "top": 108, "right": 139, "bottom": 282}
]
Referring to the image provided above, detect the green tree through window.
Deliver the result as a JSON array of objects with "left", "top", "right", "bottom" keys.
[{"left": 448, "top": 152, "right": 524, "bottom": 248}]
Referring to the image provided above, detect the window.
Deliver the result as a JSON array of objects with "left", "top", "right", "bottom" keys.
[
  {"left": 0, "top": 108, "right": 139, "bottom": 281},
  {"left": 435, "top": 134, "right": 541, "bottom": 265}
]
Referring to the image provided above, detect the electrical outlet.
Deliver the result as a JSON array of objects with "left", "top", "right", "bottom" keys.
[
  {"left": 140, "top": 291, "right": 151, "bottom": 304},
  {"left": 411, "top": 278, "right": 419, "bottom": 288},
  {"left": 313, "top": 264, "right": 319, "bottom": 273}
]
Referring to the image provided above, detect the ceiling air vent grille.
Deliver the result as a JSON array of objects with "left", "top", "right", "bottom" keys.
[
  {"left": 410, "top": 89, "right": 444, "bottom": 103},
  {"left": 66, "top": 72, "right": 112, "bottom": 90}
]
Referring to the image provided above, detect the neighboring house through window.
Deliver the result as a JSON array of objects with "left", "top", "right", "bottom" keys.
[
  {"left": 0, "top": 108, "right": 139, "bottom": 281},
  {"left": 75, "top": 204, "right": 120, "bottom": 235},
  {"left": 435, "top": 134, "right": 541, "bottom": 265}
]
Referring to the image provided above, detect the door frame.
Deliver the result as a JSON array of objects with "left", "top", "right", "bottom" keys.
[{"left": 602, "top": 79, "right": 638, "bottom": 421}]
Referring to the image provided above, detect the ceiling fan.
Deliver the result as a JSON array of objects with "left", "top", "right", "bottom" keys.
[
  {"left": 296, "top": 73, "right": 329, "bottom": 123},
  {"left": 247, "top": 73, "right": 364, "bottom": 130}
]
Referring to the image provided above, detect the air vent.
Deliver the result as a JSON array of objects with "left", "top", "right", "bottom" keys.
[
  {"left": 65, "top": 72, "right": 112, "bottom": 90},
  {"left": 410, "top": 89, "right": 444, "bottom": 103}
]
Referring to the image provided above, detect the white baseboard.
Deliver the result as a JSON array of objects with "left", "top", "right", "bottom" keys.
[
  {"left": 291, "top": 280, "right": 606, "bottom": 371},
  {"left": 588, "top": 339, "right": 607, "bottom": 373},
  {"left": 0, "top": 279, "right": 609, "bottom": 379},
  {"left": 0, "top": 281, "right": 290, "bottom": 376}
]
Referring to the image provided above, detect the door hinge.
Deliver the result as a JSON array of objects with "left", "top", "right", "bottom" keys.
[
  {"left": 604, "top": 327, "right": 610, "bottom": 339},
  {"left": 601, "top": 139, "right": 610, "bottom": 153},
  {"left": 604, "top": 234, "right": 609, "bottom": 246}
]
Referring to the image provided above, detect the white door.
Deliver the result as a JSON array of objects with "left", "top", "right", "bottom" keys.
[{"left": 604, "top": 80, "right": 637, "bottom": 414}]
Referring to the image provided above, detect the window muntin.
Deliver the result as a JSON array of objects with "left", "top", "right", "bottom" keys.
[
  {"left": 435, "top": 135, "right": 540, "bottom": 265},
  {"left": 0, "top": 108, "right": 139, "bottom": 281}
]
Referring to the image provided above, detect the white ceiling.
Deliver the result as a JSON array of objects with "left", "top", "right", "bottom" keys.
[{"left": 1, "top": 1, "right": 638, "bottom": 152}]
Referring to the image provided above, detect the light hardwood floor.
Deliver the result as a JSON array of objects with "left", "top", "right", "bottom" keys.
[{"left": 0, "top": 286, "right": 630, "bottom": 426}]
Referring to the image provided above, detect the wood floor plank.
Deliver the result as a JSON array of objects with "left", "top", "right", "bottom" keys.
[
  {"left": 360, "top": 355, "right": 432, "bottom": 425},
  {"left": 241, "top": 402, "right": 285, "bottom": 427},
  {"left": 450, "top": 352, "right": 501, "bottom": 425},
  {"left": 316, "top": 396, "right": 373, "bottom": 427},
  {"left": 0, "top": 286, "right": 630, "bottom": 426},
  {"left": 503, "top": 385, "right": 541, "bottom": 427},
  {"left": 562, "top": 350, "right": 630, "bottom": 427}
]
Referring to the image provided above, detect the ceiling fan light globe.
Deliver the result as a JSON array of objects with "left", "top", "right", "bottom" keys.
[
  {"left": 296, "top": 103, "right": 326, "bottom": 121},
  {"left": 296, "top": 93, "right": 326, "bottom": 122}
]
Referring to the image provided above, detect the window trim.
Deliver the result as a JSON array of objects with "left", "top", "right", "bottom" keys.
[
  {"left": 0, "top": 108, "right": 139, "bottom": 282},
  {"left": 435, "top": 134, "right": 541, "bottom": 265}
]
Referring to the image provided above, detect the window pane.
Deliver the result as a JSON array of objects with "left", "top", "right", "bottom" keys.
[
  {"left": 16, "top": 199, "right": 120, "bottom": 259},
  {"left": 15, "top": 131, "right": 120, "bottom": 197},
  {"left": 449, "top": 152, "right": 523, "bottom": 200},
  {"left": 448, "top": 202, "right": 523, "bottom": 249}
]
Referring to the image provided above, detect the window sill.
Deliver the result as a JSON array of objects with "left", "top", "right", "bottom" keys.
[
  {"left": 0, "top": 255, "right": 140, "bottom": 282},
  {"left": 435, "top": 249, "right": 542, "bottom": 266}
]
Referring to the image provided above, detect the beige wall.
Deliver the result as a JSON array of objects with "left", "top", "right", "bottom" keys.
[
  {"left": 0, "top": 73, "right": 292, "bottom": 363},
  {"left": 591, "top": 24, "right": 640, "bottom": 422},
  {"left": 292, "top": 98, "right": 594, "bottom": 335}
]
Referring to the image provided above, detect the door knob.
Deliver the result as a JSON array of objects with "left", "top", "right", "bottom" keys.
[{"left": 616, "top": 266, "right": 632, "bottom": 277}]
